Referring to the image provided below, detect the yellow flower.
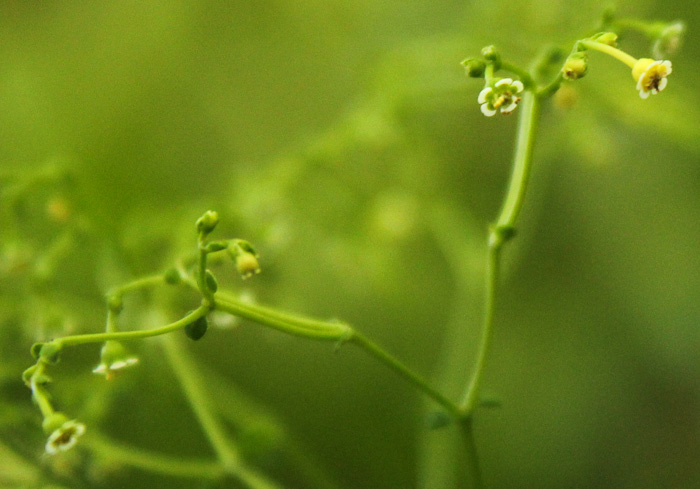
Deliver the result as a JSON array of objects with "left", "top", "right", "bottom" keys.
[{"left": 631, "top": 58, "right": 672, "bottom": 99}]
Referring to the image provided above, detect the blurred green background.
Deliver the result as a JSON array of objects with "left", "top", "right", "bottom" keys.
[{"left": 1, "top": 1, "right": 698, "bottom": 488}]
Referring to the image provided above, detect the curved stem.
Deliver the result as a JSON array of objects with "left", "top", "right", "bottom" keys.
[
  {"left": 580, "top": 40, "right": 637, "bottom": 68},
  {"left": 56, "top": 305, "right": 210, "bottom": 347},
  {"left": 109, "top": 275, "right": 165, "bottom": 297},
  {"left": 214, "top": 293, "right": 462, "bottom": 416},
  {"left": 460, "top": 90, "right": 540, "bottom": 414}
]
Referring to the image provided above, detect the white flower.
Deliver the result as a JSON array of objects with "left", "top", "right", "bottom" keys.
[
  {"left": 93, "top": 340, "right": 139, "bottom": 380},
  {"left": 477, "top": 78, "right": 524, "bottom": 116},
  {"left": 45, "top": 419, "right": 86, "bottom": 455},
  {"left": 92, "top": 357, "right": 139, "bottom": 378},
  {"left": 632, "top": 58, "right": 672, "bottom": 99}
]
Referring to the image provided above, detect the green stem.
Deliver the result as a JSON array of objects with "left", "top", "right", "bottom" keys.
[
  {"left": 459, "top": 418, "right": 483, "bottom": 488},
  {"left": 460, "top": 90, "right": 540, "bottom": 414},
  {"left": 197, "top": 240, "right": 215, "bottom": 304},
  {"left": 214, "top": 293, "right": 462, "bottom": 416},
  {"left": 351, "top": 332, "right": 462, "bottom": 417},
  {"left": 500, "top": 61, "right": 535, "bottom": 88},
  {"left": 30, "top": 364, "right": 54, "bottom": 418},
  {"left": 86, "top": 432, "right": 225, "bottom": 479},
  {"left": 161, "top": 334, "right": 241, "bottom": 471},
  {"left": 580, "top": 40, "right": 637, "bottom": 68},
  {"left": 56, "top": 305, "right": 210, "bottom": 347},
  {"left": 109, "top": 275, "right": 165, "bottom": 297},
  {"left": 162, "top": 334, "right": 285, "bottom": 489}
]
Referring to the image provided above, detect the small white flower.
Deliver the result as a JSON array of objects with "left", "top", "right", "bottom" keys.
[
  {"left": 93, "top": 340, "right": 139, "bottom": 380},
  {"left": 632, "top": 58, "right": 672, "bottom": 99},
  {"left": 477, "top": 78, "right": 524, "bottom": 117},
  {"left": 92, "top": 357, "right": 139, "bottom": 378},
  {"left": 45, "top": 419, "right": 86, "bottom": 455}
]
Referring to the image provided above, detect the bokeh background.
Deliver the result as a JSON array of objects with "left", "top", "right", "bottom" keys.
[{"left": 1, "top": 1, "right": 698, "bottom": 488}]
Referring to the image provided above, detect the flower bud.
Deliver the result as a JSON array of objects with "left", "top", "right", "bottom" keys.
[
  {"left": 461, "top": 58, "right": 486, "bottom": 78},
  {"left": 163, "top": 268, "right": 181, "bottom": 285},
  {"left": 196, "top": 210, "right": 219, "bottom": 235},
  {"left": 228, "top": 240, "right": 261, "bottom": 279},
  {"left": 592, "top": 32, "right": 618, "bottom": 47},
  {"left": 185, "top": 315, "right": 208, "bottom": 341},
  {"left": 481, "top": 45, "right": 501, "bottom": 68},
  {"left": 562, "top": 52, "right": 588, "bottom": 80},
  {"left": 107, "top": 295, "right": 123, "bottom": 314}
]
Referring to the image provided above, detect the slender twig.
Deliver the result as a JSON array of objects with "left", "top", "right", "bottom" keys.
[{"left": 460, "top": 90, "right": 540, "bottom": 415}]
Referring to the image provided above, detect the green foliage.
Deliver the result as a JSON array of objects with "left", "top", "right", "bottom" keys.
[{"left": 1, "top": 2, "right": 698, "bottom": 489}]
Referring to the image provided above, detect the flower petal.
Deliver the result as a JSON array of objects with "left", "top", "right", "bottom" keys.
[
  {"left": 495, "top": 78, "right": 513, "bottom": 87},
  {"left": 511, "top": 80, "right": 524, "bottom": 93},
  {"left": 480, "top": 104, "right": 497, "bottom": 117},
  {"left": 477, "top": 87, "right": 492, "bottom": 104}
]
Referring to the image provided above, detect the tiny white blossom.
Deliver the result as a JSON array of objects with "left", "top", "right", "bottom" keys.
[
  {"left": 632, "top": 59, "right": 672, "bottom": 99},
  {"left": 93, "top": 340, "right": 139, "bottom": 380},
  {"left": 477, "top": 78, "right": 524, "bottom": 117},
  {"left": 92, "top": 357, "right": 139, "bottom": 378},
  {"left": 45, "top": 419, "right": 86, "bottom": 455}
]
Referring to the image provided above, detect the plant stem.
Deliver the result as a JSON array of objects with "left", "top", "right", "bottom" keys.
[
  {"left": 459, "top": 418, "right": 483, "bottom": 488},
  {"left": 214, "top": 292, "right": 462, "bottom": 416},
  {"left": 161, "top": 333, "right": 285, "bottom": 489},
  {"left": 460, "top": 90, "right": 540, "bottom": 415},
  {"left": 580, "top": 40, "right": 637, "bottom": 68},
  {"left": 109, "top": 275, "right": 165, "bottom": 297},
  {"left": 85, "top": 432, "right": 225, "bottom": 479},
  {"left": 161, "top": 334, "right": 241, "bottom": 470},
  {"left": 56, "top": 305, "right": 210, "bottom": 347}
]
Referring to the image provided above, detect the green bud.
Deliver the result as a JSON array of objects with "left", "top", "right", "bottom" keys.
[
  {"left": 592, "top": 32, "right": 618, "bottom": 46},
  {"left": 185, "top": 315, "right": 208, "bottom": 341},
  {"left": 481, "top": 45, "right": 501, "bottom": 69},
  {"left": 42, "top": 412, "right": 70, "bottom": 435},
  {"left": 196, "top": 211, "right": 219, "bottom": 235},
  {"left": 163, "top": 268, "right": 181, "bottom": 285},
  {"left": 461, "top": 58, "right": 486, "bottom": 78},
  {"left": 236, "top": 253, "right": 261, "bottom": 279},
  {"left": 107, "top": 295, "right": 123, "bottom": 314},
  {"left": 562, "top": 52, "right": 588, "bottom": 80},
  {"left": 39, "top": 342, "right": 62, "bottom": 364},
  {"left": 205, "top": 270, "right": 218, "bottom": 293}
]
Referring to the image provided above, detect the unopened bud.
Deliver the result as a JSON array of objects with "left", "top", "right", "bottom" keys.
[
  {"left": 562, "top": 52, "right": 588, "bottom": 80},
  {"left": 196, "top": 211, "right": 219, "bottom": 236},
  {"left": 461, "top": 58, "right": 486, "bottom": 78}
]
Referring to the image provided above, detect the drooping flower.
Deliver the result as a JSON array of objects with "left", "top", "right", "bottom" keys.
[
  {"left": 478, "top": 78, "right": 524, "bottom": 116},
  {"left": 632, "top": 58, "right": 672, "bottom": 99},
  {"left": 45, "top": 418, "right": 86, "bottom": 455},
  {"left": 92, "top": 340, "right": 139, "bottom": 380}
]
